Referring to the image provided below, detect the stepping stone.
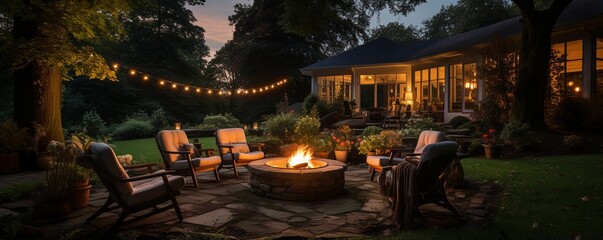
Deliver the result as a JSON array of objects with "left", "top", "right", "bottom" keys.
[
  {"left": 278, "top": 228, "right": 314, "bottom": 238},
  {"left": 360, "top": 199, "right": 388, "bottom": 213},
  {"left": 314, "top": 198, "right": 362, "bottom": 215},
  {"left": 306, "top": 223, "right": 340, "bottom": 234},
  {"left": 279, "top": 203, "right": 315, "bottom": 214},
  {"left": 184, "top": 208, "right": 234, "bottom": 227},
  {"left": 454, "top": 191, "right": 466, "bottom": 199},
  {"left": 234, "top": 220, "right": 291, "bottom": 235},
  {"left": 470, "top": 197, "right": 487, "bottom": 205},
  {"left": 257, "top": 206, "right": 294, "bottom": 221},
  {"left": 357, "top": 184, "right": 376, "bottom": 191},
  {"left": 178, "top": 194, "right": 216, "bottom": 204},
  {"left": 287, "top": 216, "right": 308, "bottom": 223},
  {"left": 0, "top": 208, "right": 19, "bottom": 217},
  {"left": 316, "top": 232, "right": 363, "bottom": 238},
  {"left": 465, "top": 209, "right": 490, "bottom": 217}
]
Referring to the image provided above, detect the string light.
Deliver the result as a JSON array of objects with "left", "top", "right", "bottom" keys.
[{"left": 113, "top": 62, "right": 288, "bottom": 96}]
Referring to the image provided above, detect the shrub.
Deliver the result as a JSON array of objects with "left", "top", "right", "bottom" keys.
[
  {"left": 448, "top": 116, "right": 471, "bottom": 129},
  {"left": 400, "top": 117, "right": 441, "bottom": 138},
  {"left": 246, "top": 135, "right": 282, "bottom": 155},
  {"left": 112, "top": 119, "right": 154, "bottom": 140},
  {"left": 458, "top": 121, "right": 477, "bottom": 132},
  {"left": 150, "top": 108, "right": 169, "bottom": 131},
  {"left": 262, "top": 113, "right": 298, "bottom": 144},
  {"left": 203, "top": 113, "right": 241, "bottom": 129},
  {"left": 81, "top": 110, "right": 106, "bottom": 138},
  {"left": 562, "top": 135, "right": 582, "bottom": 147},
  {"left": 500, "top": 121, "right": 531, "bottom": 149},
  {"left": 129, "top": 110, "right": 150, "bottom": 121},
  {"left": 0, "top": 120, "right": 28, "bottom": 152},
  {"left": 294, "top": 115, "right": 320, "bottom": 145},
  {"left": 362, "top": 126, "right": 383, "bottom": 136},
  {"left": 550, "top": 97, "right": 588, "bottom": 130}
]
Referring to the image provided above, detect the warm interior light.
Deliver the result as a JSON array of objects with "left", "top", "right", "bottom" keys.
[
  {"left": 568, "top": 81, "right": 574, "bottom": 87},
  {"left": 112, "top": 63, "right": 118, "bottom": 69},
  {"left": 575, "top": 87, "right": 581, "bottom": 92},
  {"left": 465, "top": 82, "right": 470, "bottom": 88},
  {"left": 174, "top": 122, "right": 181, "bottom": 130}
]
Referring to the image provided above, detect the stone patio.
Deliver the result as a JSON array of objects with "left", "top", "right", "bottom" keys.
[{"left": 0, "top": 163, "right": 498, "bottom": 239}]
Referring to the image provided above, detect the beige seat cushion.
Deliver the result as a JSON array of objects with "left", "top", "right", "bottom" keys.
[
  {"left": 238, "top": 151, "right": 264, "bottom": 162},
  {"left": 367, "top": 155, "right": 404, "bottom": 167},
  {"left": 169, "top": 156, "right": 221, "bottom": 170},
  {"left": 157, "top": 130, "right": 191, "bottom": 162},
  {"left": 216, "top": 128, "right": 251, "bottom": 153},
  {"left": 415, "top": 130, "right": 446, "bottom": 153},
  {"left": 126, "top": 170, "right": 185, "bottom": 206}
]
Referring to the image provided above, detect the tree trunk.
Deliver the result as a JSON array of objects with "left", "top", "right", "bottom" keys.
[
  {"left": 510, "top": 17, "right": 554, "bottom": 130},
  {"left": 510, "top": 0, "right": 572, "bottom": 130},
  {"left": 12, "top": 14, "right": 65, "bottom": 145},
  {"left": 13, "top": 61, "right": 65, "bottom": 144}
]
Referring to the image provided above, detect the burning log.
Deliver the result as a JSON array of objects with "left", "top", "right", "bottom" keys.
[{"left": 288, "top": 162, "right": 308, "bottom": 169}]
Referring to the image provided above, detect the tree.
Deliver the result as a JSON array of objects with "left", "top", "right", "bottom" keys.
[
  {"left": 422, "top": 0, "right": 516, "bottom": 39},
  {"left": 509, "top": 0, "right": 572, "bottom": 130},
  {"left": 1, "top": 1, "right": 128, "bottom": 145},
  {"left": 367, "top": 22, "right": 423, "bottom": 43}
]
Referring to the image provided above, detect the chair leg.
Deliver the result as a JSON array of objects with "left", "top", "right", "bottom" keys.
[
  {"left": 233, "top": 161, "right": 239, "bottom": 177},
  {"left": 369, "top": 167, "right": 376, "bottom": 181},
  {"left": 191, "top": 173, "right": 199, "bottom": 188},
  {"left": 169, "top": 195, "right": 183, "bottom": 221},
  {"left": 87, "top": 197, "right": 114, "bottom": 222},
  {"left": 213, "top": 165, "right": 221, "bottom": 182}
]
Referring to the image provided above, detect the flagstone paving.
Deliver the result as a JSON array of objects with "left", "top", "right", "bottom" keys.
[{"left": 0, "top": 163, "right": 498, "bottom": 239}]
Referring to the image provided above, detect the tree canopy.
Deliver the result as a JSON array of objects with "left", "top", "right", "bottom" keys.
[{"left": 367, "top": 22, "right": 423, "bottom": 43}]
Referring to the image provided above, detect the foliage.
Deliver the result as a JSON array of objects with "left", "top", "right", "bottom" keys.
[
  {"left": 308, "top": 134, "right": 334, "bottom": 153},
  {"left": 262, "top": 113, "right": 298, "bottom": 144},
  {"left": 202, "top": 113, "right": 241, "bottom": 129},
  {"left": 43, "top": 140, "right": 91, "bottom": 202},
  {"left": 0, "top": 182, "right": 44, "bottom": 203},
  {"left": 293, "top": 115, "right": 320, "bottom": 145},
  {"left": 150, "top": 108, "right": 169, "bottom": 131},
  {"left": 400, "top": 117, "right": 441, "bottom": 138},
  {"left": 358, "top": 130, "right": 403, "bottom": 155},
  {"left": 331, "top": 125, "right": 356, "bottom": 151},
  {"left": 245, "top": 135, "right": 282, "bottom": 155},
  {"left": 367, "top": 22, "right": 422, "bottom": 43},
  {"left": 0, "top": 120, "right": 28, "bottom": 152},
  {"left": 544, "top": 49, "right": 567, "bottom": 126},
  {"left": 111, "top": 119, "right": 154, "bottom": 140},
  {"left": 457, "top": 121, "right": 477, "bottom": 132},
  {"left": 473, "top": 35, "right": 518, "bottom": 130},
  {"left": 562, "top": 135, "right": 582, "bottom": 147},
  {"left": 500, "top": 121, "right": 531, "bottom": 148},
  {"left": 549, "top": 97, "right": 588, "bottom": 130},
  {"left": 422, "top": 0, "right": 516, "bottom": 39},
  {"left": 302, "top": 94, "right": 332, "bottom": 117},
  {"left": 481, "top": 129, "right": 500, "bottom": 145},
  {"left": 276, "top": 93, "right": 290, "bottom": 114},
  {"left": 362, "top": 126, "right": 383, "bottom": 136},
  {"left": 448, "top": 116, "right": 471, "bottom": 129},
  {"left": 81, "top": 110, "right": 107, "bottom": 138}
]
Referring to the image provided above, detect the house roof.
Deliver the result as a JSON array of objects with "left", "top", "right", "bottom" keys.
[
  {"left": 300, "top": 38, "right": 437, "bottom": 71},
  {"left": 301, "top": 0, "right": 603, "bottom": 73}
]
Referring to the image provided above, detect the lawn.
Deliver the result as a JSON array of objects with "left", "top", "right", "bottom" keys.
[
  {"left": 112, "top": 137, "right": 218, "bottom": 164},
  {"left": 110, "top": 138, "right": 603, "bottom": 239}
]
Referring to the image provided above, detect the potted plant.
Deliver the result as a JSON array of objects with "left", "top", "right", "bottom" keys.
[
  {"left": 34, "top": 137, "right": 92, "bottom": 218},
  {"left": 310, "top": 134, "right": 333, "bottom": 159},
  {"left": 331, "top": 125, "right": 354, "bottom": 162},
  {"left": 0, "top": 120, "right": 28, "bottom": 173},
  {"left": 482, "top": 129, "right": 503, "bottom": 159},
  {"left": 358, "top": 130, "right": 403, "bottom": 156}
]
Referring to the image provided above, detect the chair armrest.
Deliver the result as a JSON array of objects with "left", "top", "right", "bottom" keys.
[
  {"left": 123, "top": 163, "right": 158, "bottom": 174},
  {"left": 158, "top": 148, "right": 192, "bottom": 155},
  {"left": 123, "top": 170, "right": 177, "bottom": 182},
  {"left": 404, "top": 158, "right": 420, "bottom": 166},
  {"left": 248, "top": 142, "right": 264, "bottom": 151},
  {"left": 389, "top": 147, "right": 415, "bottom": 153},
  {"left": 216, "top": 144, "right": 235, "bottom": 154}
]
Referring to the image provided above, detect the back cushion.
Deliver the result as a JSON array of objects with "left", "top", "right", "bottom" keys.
[
  {"left": 157, "top": 130, "right": 190, "bottom": 162},
  {"left": 90, "top": 142, "right": 133, "bottom": 196},
  {"left": 415, "top": 130, "right": 446, "bottom": 153},
  {"left": 216, "top": 128, "right": 250, "bottom": 153}
]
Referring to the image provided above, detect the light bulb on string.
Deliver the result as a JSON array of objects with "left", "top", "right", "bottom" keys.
[
  {"left": 160, "top": 80, "right": 165, "bottom": 86},
  {"left": 196, "top": 88, "right": 201, "bottom": 93},
  {"left": 143, "top": 76, "right": 149, "bottom": 81},
  {"left": 185, "top": 86, "right": 190, "bottom": 91},
  {"left": 112, "top": 63, "right": 119, "bottom": 70},
  {"left": 208, "top": 90, "right": 212, "bottom": 94},
  {"left": 172, "top": 83, "right": 177, "bottom": 89},
  {"left": 130, "top": 70, "right": 136, "bottom": 76}
]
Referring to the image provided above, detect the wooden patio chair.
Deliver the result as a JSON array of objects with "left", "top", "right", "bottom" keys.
[
  {"left": 380, "top": 141, "right": 463, "bottom": 228},
  {"left": 156, "top": 130, "right": 222, "bottom": 188},
  {"left": 367, "top": 130, "right": 446, "bottom": 181},
  {"left": 85, "top": 142, "right": 185, "bottom": 233},
  {"left": 215, "top": 128, "right": 264, "bottom": 177}
]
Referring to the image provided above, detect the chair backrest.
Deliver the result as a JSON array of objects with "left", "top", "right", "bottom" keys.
[
  {"left": 414, "top": 130, "right": 446, "bottom": 153},
  {"left": 416, "top": 141, "right": 459, "bottom": 191},
  {"left": 89, "top": 142, "right": 133, "bottom": 197},
  {"left": 215, "top": 128, "right": 250, "bottom": 153},
  {"left": 156, "top": 130, "right": 191, "bottom": 163}
]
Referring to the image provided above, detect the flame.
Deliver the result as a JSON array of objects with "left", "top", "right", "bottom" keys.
[{"left": 288, "top": 145, "right": 314, "bottom": 168}]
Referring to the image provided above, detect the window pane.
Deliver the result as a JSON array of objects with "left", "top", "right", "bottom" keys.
[
  {"left": 430, "top": 68, "right": 437, "bottom": 80},
  {"left": 438, "top": 66, "right": 445, "bottom": 79},
  {"left": 463, "top": 63, "right": 477, "bottom": 110},
  {"left": 449, "top": 64, "right": 463, "bottom": 112},
  {"left": 566, "top": 40, "right": 582, "bottom": 61}
]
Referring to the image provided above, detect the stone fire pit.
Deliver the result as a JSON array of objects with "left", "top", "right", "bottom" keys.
[{"left": 247, "top": 157, "right": 347, "bottom": 201}]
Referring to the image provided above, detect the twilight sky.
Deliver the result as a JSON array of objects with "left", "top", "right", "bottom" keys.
[{"left": 188, "top": 0, "right": 456, "bottom": 59}]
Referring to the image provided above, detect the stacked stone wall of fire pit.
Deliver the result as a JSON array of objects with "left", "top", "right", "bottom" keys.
[{"left": 247, "top": 158, "right": 347, "bottom": 201}]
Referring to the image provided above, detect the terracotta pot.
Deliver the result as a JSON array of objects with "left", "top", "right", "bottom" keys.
[
  {"left": 334, "top": 150, "right": 348, "bottom": 162},
  {"left": 66, "top": 178, "right": 91, "bottom": 209},
  {"left": 483, "top": 144, "right": 502, "bottom": 159}
]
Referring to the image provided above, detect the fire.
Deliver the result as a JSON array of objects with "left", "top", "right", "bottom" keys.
[{"left": 288, "top": 145, "right": 314, "bottom": 169}]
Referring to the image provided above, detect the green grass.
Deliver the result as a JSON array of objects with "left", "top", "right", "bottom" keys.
[
  {"left": 111, "top": 137, "right": 218, "bottom": 165},
  {"left": 109, "top": 138, "right": 603, "bottom": 239},
  {"left": 385, "top": 154, "right": 603, "bottom": 239}
]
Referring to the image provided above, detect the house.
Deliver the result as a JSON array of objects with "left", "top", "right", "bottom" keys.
[{"left": 300, "top": 0, "right": 603, "bottom": 123}]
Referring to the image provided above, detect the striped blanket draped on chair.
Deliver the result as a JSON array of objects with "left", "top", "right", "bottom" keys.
[{"left": 379, "top": 162, "right": 417, "bottom": 228}]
